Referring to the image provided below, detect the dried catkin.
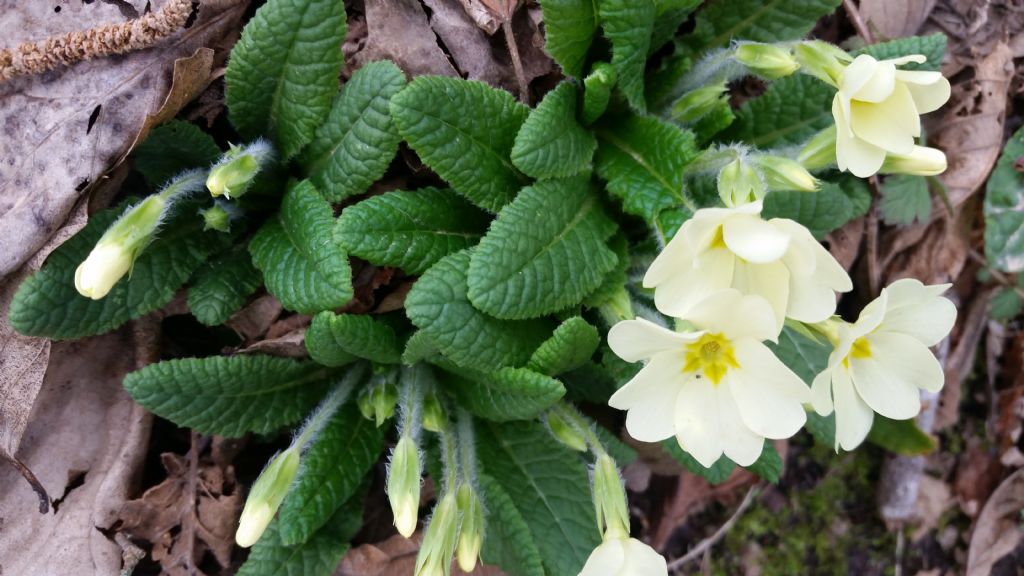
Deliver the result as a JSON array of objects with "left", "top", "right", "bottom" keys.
[{"left": 0, "top": 0, "right": 194, "bottom": 82}]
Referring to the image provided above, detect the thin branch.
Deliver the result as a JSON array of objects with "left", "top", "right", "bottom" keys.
[
  {"left": 502, "top": 19, "right": 529, "bottom": 104},
  {"left": 1, "top": 452, "right": 50, "bottom": 513},
  {"left": 842, "top": 0, "right": 875, "bottom": 44},
  {"left": 667, "top": 485, "right": 760, "bottom": 572}
]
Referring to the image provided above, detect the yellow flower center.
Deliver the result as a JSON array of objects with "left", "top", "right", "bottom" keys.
[
  {"left": 709, "top": 225, "right": 727, "bottom": 250},
  {"left": 842, "top": 336, "right": 872, "bottom": 368},
  {"left": 683, "top": 333, "right": 739, "bottom": 385}
]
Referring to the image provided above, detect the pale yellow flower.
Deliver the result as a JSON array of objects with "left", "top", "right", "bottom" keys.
[{"left": 579, "top": 537, "right": 668, "bottom": 576}]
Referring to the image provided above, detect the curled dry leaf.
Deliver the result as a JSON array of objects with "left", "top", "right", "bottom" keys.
[
  {"left": 354, "top": 0, "right": 459, "bottom": 77},
  {"left": 966, "top": 468, "right": 1024, "bottom": 575},
  {"left": 859, "top": 0, "right": 937, "bottom": 39},
  {"left": 336, "top": 532, "right": 505, "bottom": 576}
]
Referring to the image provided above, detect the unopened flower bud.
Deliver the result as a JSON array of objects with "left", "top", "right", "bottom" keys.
[
  {"left": 734, "top": 43, "right": 799, "bottom": 79},
  {"left": 236, "top": 447, "right": 301, "bottom": 548},
  {"left": 546, "top": 411, "right": 587, "bottom": 452},
  {"left": 753, "top": 155, "right": 818, "bottom": 192},
  {"left": 75, "top": 194, "right": 166, "bottom": 299},
  {"left": 880, "top": 145, "right": 947, "bottom": 176},
  {"left": 717, "top": 158, "right": 766, "bottom": 207},
  {"left": 200, "top": 204, "right": 231, "bottom": 232},
  {"left": 794, "top": 41, "right": 850, "bottom": 87},
  {"left": 387, "top": 436, "right": 422, "bottom": 538},
  {"left": 206, "top": 140, "right": 273, "bottom": 199},
  {"left": 358, "top": 379, "right": 399, "bottom": 427},
  {"left": 422, "top": 391, "right": 447, "bottom": 433},
  {"left": 797, "top": 125, "right": 838, "bottom": 171},
  {"left": 671, "top": 83, "right": 728, "bottom": 123},
  {"left": 415, "top": 491, "right": 462, "bottom": 576},
  {"left": 593, "top": 454, "right": 630, "bottom": 540},
  {"left": 455, "top": 484, "right": 484, "bottom": 572}
]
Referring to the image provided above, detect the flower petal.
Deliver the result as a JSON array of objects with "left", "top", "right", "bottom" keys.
[
  {"left": 840, "top": 54, "right": 881, "bottom": 99},
  {"left": 645, "top": 227, "right": 696, "bottom": 287},
  {"left": 613, "top": 356, "right": 689, "bottom": 443},
  {"left": 674, "top": 378, "right": 725, "bottom": 468},
  {"left": 852, "top": 59, "right": 896, "bottom": 103},
  {"left": 811, "top": 368, "right": 834, "bottom": 416},
  {"left": 729, "top": 340, "right": 810, "bottom": 438},
  {"left": 608, "top": 318, "right": 700, "bottom": 362},
  {"left": 580, "top": 538, "right": 624, "bottom": 576},
  {"left": 722, "top": 214, "right": 791, "bottom": 263},
  {"left": 621, "top": 538, "right": 668, "bottom": 575},
  {"left": 652, "top": 248, "right": 735, "bottom": 318},
  {"left": 896, "top": 70, "right": 951, "bottom": 114},
  {"left": 849, "top": 84, "right": 918, "bottom": 154},
  {"left": 848, "top": 339, "right": 924, "bottom": 420},
  {"left": 833, "top": 367, "right": 874, "bottom": 451},
  {"left": 877, "top": 279, "right": 956, "bottom": 346},
  {"left": 883, "top": 54, "right": 927, "bottom": 67},
  {"left": 731, "top": 260, "right": 790, "bottom": 334},
  {"left": 714, "top": 386, "right": 766, "bottom": 467},
  {"left": 867, "top": 331, "right": 946, "bottom": 393},
  {"left": 680, "top": 288, "right": 779, "bottom": 343},
  {"left": 851, "top": 289, "right": 890, "bottom": 338},
  {"left": 783, "top": 230, "right": 852, "bottom": 323},
  {"left": 834, "top": 98, "right": 887, "bottom": 177}
]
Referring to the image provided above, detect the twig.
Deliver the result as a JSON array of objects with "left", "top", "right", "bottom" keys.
[
  {"left": 667, "top": 485, "right": 760, "bottom": 572},
  {"left": 116, "top": 532, "right": 146, "bottom": 576},
  {"left": 502, "top": 19, "right": 529, "bottom": 103},
  {"left": 182, "top": 430, "right": 201, "bottom": 575},
  {"left": 0, "top": 451, "right": 50, "bottom": 513},
  {"left": 842, "top": 0, "right": 875, "bottom": 44},
  {"left": 865, "top": 187, "right": 881, "bottom": 298}
]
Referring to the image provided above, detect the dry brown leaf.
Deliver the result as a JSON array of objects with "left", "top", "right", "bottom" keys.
[
  {"left": 966, "top": 468, "right": 1024, "bottom": 575},
  {"left": 239, "top": 328, "right": 308, "bottom": 357},
  {"left": 859, "top": 0, "right": 937, "bottom": 39},
  {"left": 355, "top": 0, "right": 459, "bottom": 77},
  {"left": 0, "top": 329, "right": 151, "bottom": 575},
  {"left": 225, "top": 294, "right": 284, "bottom": 341},
  {"left": 336, "top": 533, "right": 505, "bottom": 576}
]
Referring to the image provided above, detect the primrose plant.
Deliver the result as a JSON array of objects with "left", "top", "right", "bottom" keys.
[{"left": 10, "top": 0, "right": 957, "bottom": 574}]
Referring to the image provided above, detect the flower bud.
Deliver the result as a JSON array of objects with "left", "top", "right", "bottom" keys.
[
  {"left": 358, "top": 375, "right": 399, "bottom": 427},
  {"left": 422, "top": 391, "right": 447, "bottom": 433},
  {"left": 455, "top": 484, "right": 484, "bottom": 572},
  {"left": 206, "top": 140, "right": 273, "bottom": 199},
  {"left": 546, "top": 411, "right": 587, "bottom": 452},
  {"left": 880, "top": 145, "right": 947, "bottom": 176},
  {"left": 592, "top": 454, "right": 630, "bottom": 540},
  {"left": 75, "top": 194, "right": 166, "bottom": 299},
  {"left": 670, "top": 83, "right": 728, "bottom": 123},
  {"left": 414, "top": 491, "right": 462, "bottom": 576},
  {"left": 752, "top": 155, "right": 818, "bottom": 192},
  {"left": 200, "top": 204, "right": 231, "bottom": 232},
  {"left": 734, "top": 43, "right": 799, "bottom": 79},
  {"left": 793, "top": 41, "right": 850, "bottom": 87},
  {"left": 717, "top": 158, "right": 766, "bottom": 207},
  {"left": 387, "top": 436, "right": 422, "bottom": 538},
  {"left": 236, "top": 447, "right": 301, "bottom": 548},
  {"left": 797, "top": 125, "right": 838, "bottom": 171}
]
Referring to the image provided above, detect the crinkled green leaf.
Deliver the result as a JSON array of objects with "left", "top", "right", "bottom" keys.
[
  {"left": 335, "top": 187, "right": 488, "bottom": 275},
  {"left": 663, "top": 440, "right": 736, "bottom": 484},
  {"left": 595, "top": 114, "right": 700, "bottom": 222},
  {"left": 250, "top": 181, "right": 353, "bottom": 314},
  {"left": 237, "top": 485, "right": 365, "bottom": 576},
  {"left": 405, "top": 250, "right": 552, "bottom": 371},
  {"left": 598, "top": 0, "right": 655, "bottom": 112},
  {"left": 858, "top": 34, "right": 946, "bottom": 72},
  {"left": 468, "top": 176, "right": 618, "bottom": 319},
  {"left": 581, "top": 62, "right": 616, "bottom": 125},
  {"left": 133, "top": 120, "right": 221, "bottom": 188},
  {"left": 985, "top": 125, "right": 1024, "bottom": 273},
  {"left": 686, "top": 0, "right": 840, "bottom": 51},
  {"left": 9, "top": 199, "right": 228, "bottom": 340},
  {"left": 720, "top": 74, "right": 834, "bottom": 148},
  {"left": 225, "top": 0, "right": 346, "bottom": 158},
  {"left": 479, "top": 473, "right": 546, "bottom": 576},
  {"left": 538, "top": 0, "right": 598, "bottom": 78},
  {"left": 187, "top": 248, "right": 263, "bottom": 326},
  {"left": 746, "top": 442, "right": 783, "bottom": 483},
  {"left": 511, "top": 83, "right": 596, "bottom": 179},
  {"left": 527, "top": 317, "right": 600, "bottom": 376},
  {"left": 650, "top": 0, "right": 701, "bottom": 54},
  {"left": 582, "top": 234, "right": 630, "bottom": 309},
  {"left": 990, "top": 288, "right": 1023, "bottom": 321},
  {"left": 123, "top": 356, "right": 334, "bottom": 437},
  {"left": 880, "top": 175, "right": 932, "bottom": 226},
  {"left": 762, "top": 183, "right": 853, "bottom": 240},
  {"left": 867, "top": 415, "right": 936, "bottom": 456},
  {"left": 560, "top": 362, "right": 620, "bottom": 404},
  {"left": 837, "top": 175, "right": 872, "bottom": 219},
  {"left": 279, "top": 401, "right": 383, "bottom": 544},
  {"left": 390, "top": 76, "right": 529, "bottom": 212},
  {"left": 477, "top": 420, "right": 600, "bottom": 575},
  {"left": 768, "top": 326, "right": 836, "bottom": 447},
  {"left": 306, "top": 311, "right": 401, "bottom": 366},
  {"left": 435, "top": 361, "right": 565, "bottom": 422},
  {"left": 402, "top": 330, "right": 440, "bottom": 365},
  {"left": 301, "top": 60, "right": 406, "bottom": 201}
]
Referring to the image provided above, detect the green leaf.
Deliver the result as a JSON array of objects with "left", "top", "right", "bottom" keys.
[
  {"left": 187, "top": 248, "right": 263, "bottom": 326},
  {"left": 538, "top": 0, "right": 598, "bottom": 78},
  {"left": 594, "top": 423, "right": 639, "bottom": 466},
  {"left": 663, "top": 440, "right": 735, "bottom": 484},
  {"left": 837, "top": 175, "right": 872, "bottom": 219},
  {"left": 582, "top": 233, "right": 630, "bottom": 309},
  {"left": 390, "top": 76, "right": 529, "bottom": 212},
  {"left": 250, "top": 181, "right": 353, "bottom": 314},
  {"left": 435, "top": 362, "right": 566, "bottom": 421},
  {"left": 650, "top": 1, "right": 701, "bottom": 53},
  {"left": 985, "top": 125, "right": 1024, "bottom": 273},
  {"left": 880, "top": 175, "right": 932, "bottom": 226},
  {"left": 805, "top": 411, "right": 836, "bottom": 448},
  {"left": 225, "top": 0, "right": 346, "bottom": 158},
  {"left": 301, "top": 61, "right": 406, "bottom": 202},
  {"left": 511, "top": 83, "right": 596, "bottom": 179},
  {"left": 477, "top": 420, "right": 600, "bottom": 575},
  {"left": 133, "top": 120, "right": 221, "bottom": 187},
  {"left": 237, "top": 485, "right": 365, "bottom": 576},
  {"left": 402, "top": 330, "right": 440, "bottom": 365},
  {"left": 479, "top": 473, "right": 546, "bottom": 576},
  {"left": 746, "top": 442, "right": 783, "bottom": 483},
  {"left": 857, "top": 34, "right": 947, "bottom": 72},
  {"left": 867, "top": 415, "right": 936, "bottom": 456},
  {"left": 405, "top": 250, "right": 552, "bottom": 371},
  {"left": 595, "top": 114, "right": 700, "bottom": 222},
  {"left": 305, "top": 311, "right": 402, "bottom": 366},
  {"left": 686, "top": 0, "right": 840, "bottom": 51},
  {"left": 581, "top": 62, "right": 617, "bottom": 125},
  {"left": 762, "top": 183, "right": 854, "bottom": 240},
  {"left": 122, "top": 356, "right": 334, "bottom": 437},
  {"left": 279, "top": 402, "right": 383, "bottom": 544},
  {"left": 720, "top": 74, "right": 835, "bottom": 148},
  {"left": 335, "top": 187, "right": 489, "bottom": 275},
  {"left": 767, "top": 326, "right": 835, "bottom": 447},
  {"left": 527, "top": 317, "right": 600, "bottom": 376},
  {"left": 598, "top": 0, "right": 655, "bottom": 112},
  {"left": 990, "top": 288, "right": 1023, "bottom": 321},
  {"left": 468, "top": 177, "right": 619, "bottom": 319},
  {"left": 560, "top": 362, "right": 621, "bottom": 404},
  {"left": 9, "top": 199, "right": 227, "bottom": 340}
]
